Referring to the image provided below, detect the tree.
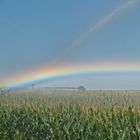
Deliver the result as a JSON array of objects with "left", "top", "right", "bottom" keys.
[{"left": 77, "top": 86, "right": 86, "bottom": 91}]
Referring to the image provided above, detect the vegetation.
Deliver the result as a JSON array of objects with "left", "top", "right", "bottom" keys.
[
  {"left": 77, "top": 86, "right": 86, "bottom": 91},
  {"left": 0, "top": 90, "right": 140, "bottom": 139}
]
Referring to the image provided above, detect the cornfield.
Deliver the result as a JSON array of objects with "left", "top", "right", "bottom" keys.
[{"left": 0, "top": 89, "right": 140, "bottom": 139}]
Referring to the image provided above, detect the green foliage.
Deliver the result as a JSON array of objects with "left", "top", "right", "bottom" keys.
[
  {"left": 77, "top": 86, "right": 86, "bottom": 91},
  {"left": 0, "top": 90, "right": 140, "bottom": 139}
]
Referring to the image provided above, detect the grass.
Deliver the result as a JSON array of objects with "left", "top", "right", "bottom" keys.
[{"left": 0, "top": 89, "right": 140, "bottom": 139}]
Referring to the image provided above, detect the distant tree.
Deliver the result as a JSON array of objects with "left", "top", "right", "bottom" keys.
[
  {"left": 32, "top": 84, "right": 35, "bottom": 88},
  {"left": 0, "top": 87, "right": 7, "bottom": 93},
  {"left": 77, "top": 86, "right": 86, "bottom": 91}
]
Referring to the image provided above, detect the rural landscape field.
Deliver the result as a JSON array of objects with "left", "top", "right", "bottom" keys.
[
  {"left": 0, "top": 0, "right": 140, "bottom": 139},
  {"left": 0, "top": 89, "right": 140, "bottom": 139}
]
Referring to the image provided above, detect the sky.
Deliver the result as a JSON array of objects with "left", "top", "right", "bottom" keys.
[{"left": 0, "top": 0, "right": 140, "bottom": 89}]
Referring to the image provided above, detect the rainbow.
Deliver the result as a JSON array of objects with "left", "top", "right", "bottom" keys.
[
  {"left": 2, "top": 62, "right": 140, "bottom": 88},
  {"left": 1, "top": 1, "right": 140, "bottom": 89}
]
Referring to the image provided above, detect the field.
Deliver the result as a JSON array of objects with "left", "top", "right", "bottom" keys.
[{"left": 0, "top": 89, "right": 140, "bottom": 139}]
